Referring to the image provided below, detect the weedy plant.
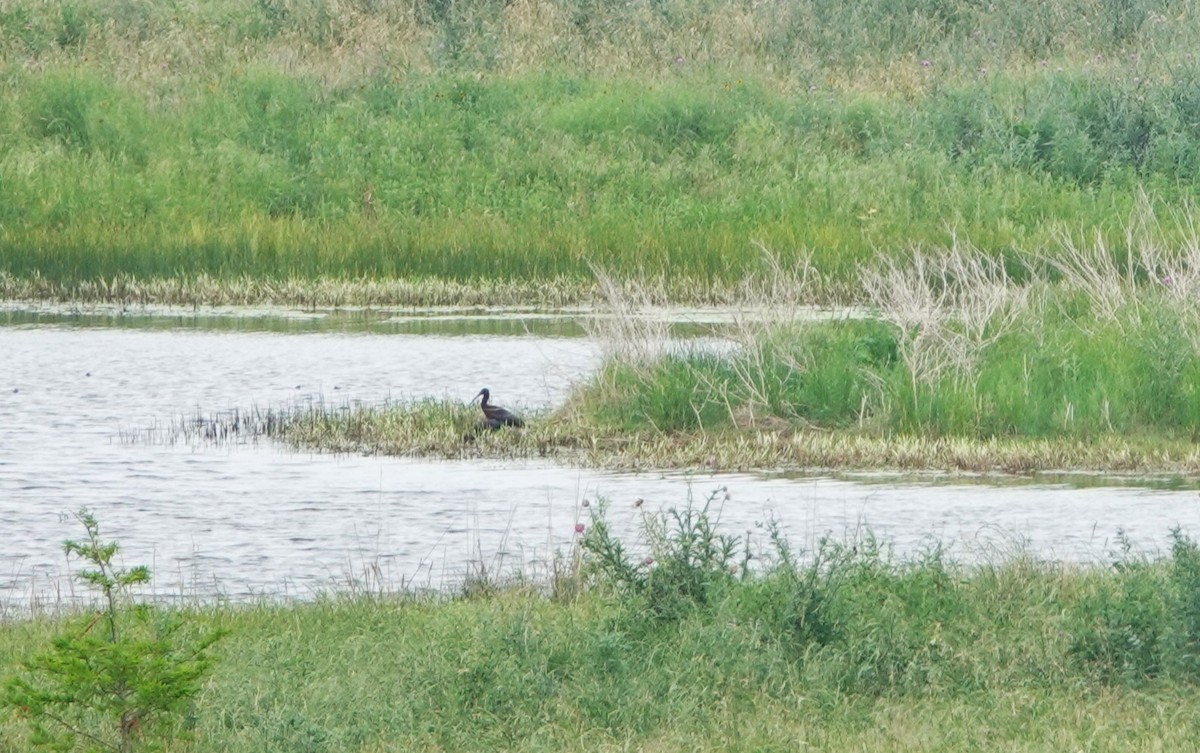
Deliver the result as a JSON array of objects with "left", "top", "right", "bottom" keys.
[
  {"left": 580, "top": 488, "right": 751, "bottom": 623},
  {"left": 1066, "top": 528, "right": 1200, "bottom": 685},
  {"left": 3, "top": 509, "right": 225, "bottom": 753},
  {"left": 578, "top": 495, "right": 1200, "bottom": 697}
]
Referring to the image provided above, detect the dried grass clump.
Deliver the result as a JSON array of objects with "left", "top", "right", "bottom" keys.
[
  {"left": 860, "top": 240, "right": 1029, "bottom": 390},
  {"left": 583, "top": 267, "right": 671, "bottom": 365},
  {"left": 1048, "top": 193, "right": 1200, "bottom": 351}
]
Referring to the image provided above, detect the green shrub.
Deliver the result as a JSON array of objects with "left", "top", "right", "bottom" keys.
[
  {"left": 23, "top": 70, "right": 150, "bottom": 163},
  {"left": 1068, "top": 529, "right": 1200, "bottom": 685},
  {"left": 581, "top": 489, "right": 745, "bottom": 624},
  {"left": 1068, "top": 534, "right": 1170, "bottom": 684},
  {"left": 758, "top": 320, "right": 897, "bottom": 425},
  {"left": 3, "top": 510, "right": 225, "bottom": 753},
  {"left": 584, "top": 351, "right": 737, "bottom": 433}
]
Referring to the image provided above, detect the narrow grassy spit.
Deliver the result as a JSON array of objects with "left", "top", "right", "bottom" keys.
[
  {"left": 152, "top": 399, "right": 580, "bottom": 457},
  {"left": 5, "top": 503, "right": 1200, "bottom": 752},
  {"left": 243, "top": 229, "right": 1200, "bottom": 474},
  {"left": 261, "top": 399, "right": 588, "bottom": 458},
  {"left": 4, "top": 0, "right": 1200, "bottom": 303},
  {"left": 562, "top": 230, "right": 1200, "bottom": 470},
  {"left": 171, "top": 389, "right": 1200, "bottom": 474}
]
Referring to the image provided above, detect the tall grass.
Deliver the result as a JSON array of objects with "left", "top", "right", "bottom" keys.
[
  {"left": 3, "top": 0, "right": 1200, "bottom": 300},
  {"left": 574, "top": 217, "right": 1200, "bottom": 440},
  {"left": 6, "top": 502, "right": 1200, "bottom": 751}
]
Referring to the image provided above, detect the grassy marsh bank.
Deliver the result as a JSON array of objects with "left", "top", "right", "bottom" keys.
[
  {"left": 6, "top": 508, "right": 1200, "bottom": 752},
  {"left": 564, "top": 241, "right": 1200, "bottom": 470},
  {"left": 195, "top": 397, "right": 1200, "bottom": 476},
  {"left": 219, "top": 240, "right": 1200, "bottom": 476},
  {"left": 4, "top": 0, "right": 1200, "bottom": 302},
  {"left": 0, "top": 270, "right": 593, "bottom": 308}
]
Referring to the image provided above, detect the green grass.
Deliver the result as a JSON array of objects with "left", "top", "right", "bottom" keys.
[
  {"left": 3, "top": 0, "right": 1200, "bottom": 302},
  {"left": 158, "top": 391, "right": 1200, "bottom": 475},
  {"left": 582, "top": 311, "right": 1200, "bottom": 440},
  {"left": 573, "top": 242, "right": 1200, "bottom": 443},
  {"left": 120, "top": 240, "right": 1200, "bottom": 475},
  {"left": 6, "top": 505, "right": 1200, "bottom": 752}
]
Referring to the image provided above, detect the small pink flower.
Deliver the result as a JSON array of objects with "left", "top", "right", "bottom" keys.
[
  {"left": 1162, "top": 275, "right": 1174, "bottom": 286},
  {"left": 920, "top": 60, "right": 931, "bottom": 68},
  {"left": 574, "top": 523, "right": 585, "bottom": 534},
  {"left": 643, "top": 556, "right": 654, "bottom": 566}
]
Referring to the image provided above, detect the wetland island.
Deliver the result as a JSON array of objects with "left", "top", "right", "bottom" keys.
[{"left": 4, "top": 2, "right": 1200, "bottom": 751}]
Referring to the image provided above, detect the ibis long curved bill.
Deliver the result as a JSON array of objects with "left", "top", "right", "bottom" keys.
[{"left": 473, "top": 387, "right": 525, "bottom": 429}]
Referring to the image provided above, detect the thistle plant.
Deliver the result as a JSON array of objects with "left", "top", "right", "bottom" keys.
[
  {"left": 580, "top": 488, "right": 748, "bottom": 623},
  {"left": 4, "top": 509, "right": 225, "bottom": 753}
]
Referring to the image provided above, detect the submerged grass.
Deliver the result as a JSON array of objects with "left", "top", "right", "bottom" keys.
[
  {"left": 6, "top": 503, "right": 1200, "bottom": 752},
  {"left": 171, "top": 395, "right": 1200, "bottom": 476}
]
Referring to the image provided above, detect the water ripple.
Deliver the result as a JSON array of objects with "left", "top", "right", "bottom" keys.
[{"left": 2, "top": 319, "right": 1200, "bottom": 612}]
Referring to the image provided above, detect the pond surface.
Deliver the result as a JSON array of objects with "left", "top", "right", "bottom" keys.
[{"left": 2, "top": 307, "right": 1199, "bottom": 612}]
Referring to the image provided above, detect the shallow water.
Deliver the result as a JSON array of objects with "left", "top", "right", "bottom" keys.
[{"left": 2, "top": 307, "right": 1199, "bottom": 611}]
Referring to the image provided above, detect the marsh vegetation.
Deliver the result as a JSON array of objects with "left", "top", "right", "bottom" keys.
[
  {"left": 3, "top": 0, "right": 1200, "bottom": 303},
  {"left": 7, "top": 3, "right": 1200, "bottom": 749},
  {"left": 5, "top": 503, "right": 1200, "bottom": 752},
  {"left": 229, "top": 224, "right": 1200, "bottom": 474},
  {"left": 580, "top": 227, "right": 1200, "bottom": 440}
]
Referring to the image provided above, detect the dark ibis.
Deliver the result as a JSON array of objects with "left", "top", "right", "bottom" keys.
[{"left": 473, "top": 387, "right": 524, "bottom": 429}]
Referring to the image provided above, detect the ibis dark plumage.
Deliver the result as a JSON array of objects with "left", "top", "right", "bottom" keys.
[{"left": 473, "top": 387, "right": 524, "bottom": 429}]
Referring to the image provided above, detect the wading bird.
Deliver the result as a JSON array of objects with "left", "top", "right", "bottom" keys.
[{"left": 473, "top": 387, "right": 524, "bottom": 429}]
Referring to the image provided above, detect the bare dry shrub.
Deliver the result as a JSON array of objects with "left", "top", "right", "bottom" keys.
[
  {"left": 861, "top": 239, "right": 1030, "bottom": 389},
  {"left": 1129, "top": 199, "right": 1200, "bottom": 351},
  {"left": 722, "top": 246, "right": 826, "bottom": 423},
  {"left": 1048, "top": 193, "right": 1200, "bottom": 349},
  {"left": 736, "top": 243, "right": 824, "bottom": 317},
  {"left": 1045, "top": 229, "right": 1139, "bottom": 326},
  {"left": 585, "top": 267, "right": 670, "bottom": 365}
]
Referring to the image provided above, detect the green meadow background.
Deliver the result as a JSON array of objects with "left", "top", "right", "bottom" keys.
[{"left": 2, "top": 0, "right": 1200, "bottom": 292}]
